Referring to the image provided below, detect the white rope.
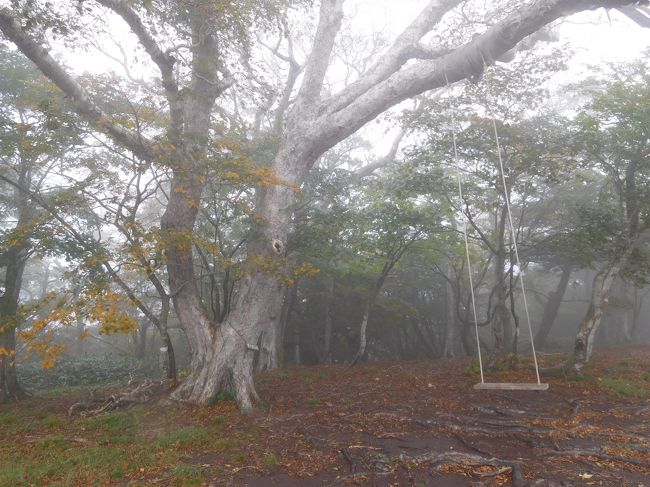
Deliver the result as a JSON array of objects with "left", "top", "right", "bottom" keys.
[
  {"left": 491, "top": 119, "right": 542, "bottom": 385},
  {"left": 450, "top": 117, "right": 484, "bottom": 384}
]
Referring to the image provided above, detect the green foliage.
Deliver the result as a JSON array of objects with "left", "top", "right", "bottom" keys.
[
  {"left": 465, "top": 359, "right": 481, "bottom": 376},
  {"left": 17, "top": 354, "right": 158, "bottom": 390}
]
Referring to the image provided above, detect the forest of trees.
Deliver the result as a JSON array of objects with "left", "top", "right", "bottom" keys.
[{"left": 0, "top": 0, "right": 649, "bottom": 412}]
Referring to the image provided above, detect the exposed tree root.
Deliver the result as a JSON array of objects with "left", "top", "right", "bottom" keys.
[
  {"left": 68, "top": 380, "right": 163, "bottom": 417},
  {"left": 543, "top": 447, "right": 650, "bottom": 468},
  {"left": 406, "top": 451, "right": 524, "bottom": 487},
  {"left": 339, "top": 447, "right": 357, "bottom": 473}
]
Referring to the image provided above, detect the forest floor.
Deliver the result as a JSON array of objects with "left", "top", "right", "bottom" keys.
[{"left": 1, "top": 347, "right": 649, "bottom": 487}]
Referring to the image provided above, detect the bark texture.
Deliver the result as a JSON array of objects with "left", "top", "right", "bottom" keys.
[{"left": 566, "top": 252, "right": 630, "bottom": 374}]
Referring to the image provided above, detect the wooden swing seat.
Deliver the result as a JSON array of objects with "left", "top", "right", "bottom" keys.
[{"left": 474, "top": 382, "right": 549, "bottom": 391}]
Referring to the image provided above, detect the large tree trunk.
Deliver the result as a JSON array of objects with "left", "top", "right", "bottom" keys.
[
  {"left": 534, "top": 264, "right": 573, "bottom": 348},
  {"left": 168, "top": 134, "right": 310, "bottom": 409},
  {"left": 565, "top": 252, "right": 630, "bottom": 374}
]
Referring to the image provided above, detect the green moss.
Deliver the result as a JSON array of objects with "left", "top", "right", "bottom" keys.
[{"left": 229, "top": 452, "right": 247, "bottom": 464}]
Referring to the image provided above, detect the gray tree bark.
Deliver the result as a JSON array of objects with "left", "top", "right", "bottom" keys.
[{"left": 565, "top": 251, "right": 631, "bottom": 374}]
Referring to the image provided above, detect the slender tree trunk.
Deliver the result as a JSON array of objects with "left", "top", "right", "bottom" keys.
[
  {"left": 322, "top": 275, "right": 334, "bottom": 364},
  {"left": 565, "top": 251, "right": 631, "bottom": 374},
  {"left": 0, "top": 165, "right": 33, "bottom": 403},
  {"left": 351, "top": 304, "right": 371, "bottom": 366},
  {"left": 493, "top": 247, "right": 511, "bottom": 352},
  {"left": 158, "top": 296, "right": 176, "bottom": 380},
  {"left": 535, "top": 264, "right": 573, "bottom": 348},
  {"left": 443, "top": 266, "right": 456, "bottom": 357},
  {"left": 278, "top": 282, "right": 297, "bottom": 365},
  {"left": 0, "top": 247, "right": 29, "bottom": 402}
]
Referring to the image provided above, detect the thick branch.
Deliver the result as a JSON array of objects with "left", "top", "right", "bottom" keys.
[
  {"left": 313, "top": 0, "right": 641, "bottom": 155},
  {"left": 320, "top": 0, "right": 462, "bottom": 117},
  {"left": 0, "top": 9, "right": 154, "bottom": 160},
  {"left": 95, "top": 0, "right": 183, "bottom": 134},
  {"left": 292, "top": 0, "right": 344, "bottom": 119}
]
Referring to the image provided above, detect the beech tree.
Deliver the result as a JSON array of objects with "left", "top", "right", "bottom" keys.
[
  {"left": 559, "top": 63, "right": 650, "bottom": 373},
  {"left": 0, "top": 0, "right": 642, "bottom": 409}
]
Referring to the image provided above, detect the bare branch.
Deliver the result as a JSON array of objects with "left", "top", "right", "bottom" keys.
[{"left": 95, "top": 0, "right": 183, "bottom": 134}]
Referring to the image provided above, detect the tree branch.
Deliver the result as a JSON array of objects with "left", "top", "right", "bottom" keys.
[
  {"left": 314, "top": 0, "right": 642, "bottom": 155},
  {"left": 320, "top": 0, "right": 462, "bottom": 117},
  {"left": 0, "top": 9, "right": 154, "bottom": 161},
  {"left": 292, "top": 0, "right": 344, "bottom": 119},
  {"left": 95, "top": 0, "right": 183, "bottom": 134}
]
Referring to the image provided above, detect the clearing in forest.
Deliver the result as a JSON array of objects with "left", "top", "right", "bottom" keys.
[{"left": 1, "top": 347, "right": 649, "bottom": 486}]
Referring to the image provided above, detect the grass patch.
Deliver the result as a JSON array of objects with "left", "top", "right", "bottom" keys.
[
  {"left": 599, "top": 377, "right": 650, "bottom": 397},
  {"left": 0, "top": 413, "right": 17, "bottom": 425},
  {"left": 208, "top": 391, "right": 236, "bottom": 405},
  {"left": 213, "top": 438, "right": 239, "bottom": 451},
  {"left": 263, "top": 452, "right": 279, "bottom": 466},
  {"left": 170, "top": 465, "right": 204, "bottom": 486},
  {"left": 156, "top": 426, "right": 209, "bottom": 449},
  {"left": 86, "top": 412, "right": 136, "bottom": 434},
  {"left": 229, "top": 451, "right": 248, "bottom": 464},
  {"left": 212, "top": 415, "right": 227, "bottom": 427},
  {"left": 40, "top": 415, "right": 65, "bottom": 429},
  {"left": 306, "top": 397, "right": 321, "bottom": 406},
  {"left": 566, "top": 374, "right": 593, "bottom": 382}
]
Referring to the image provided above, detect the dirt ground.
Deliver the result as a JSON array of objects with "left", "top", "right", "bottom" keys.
[
  {"left": 2, "top": 346, "right": 649, "bottom": 486},
  {"left": 230, "top": 347, "right": 650, "bottom": 487}
]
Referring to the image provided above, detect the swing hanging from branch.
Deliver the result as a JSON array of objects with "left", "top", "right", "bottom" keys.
[{"left": 450, "top": 93, "right": 548, "bottom": 392}]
